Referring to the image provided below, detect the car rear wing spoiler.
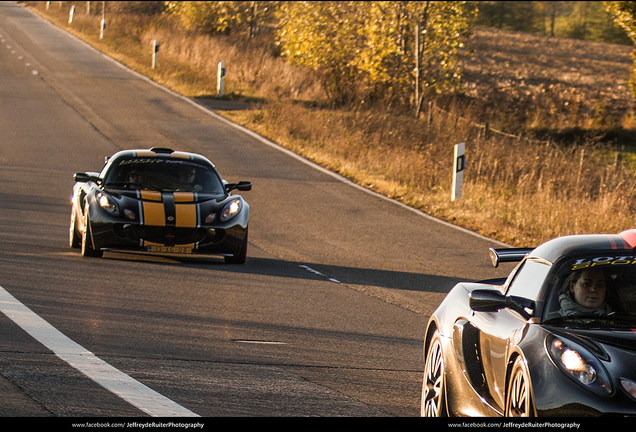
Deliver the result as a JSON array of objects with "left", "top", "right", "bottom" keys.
[{"left": 488, "top": 247, "right": 534, "bottom": 268}]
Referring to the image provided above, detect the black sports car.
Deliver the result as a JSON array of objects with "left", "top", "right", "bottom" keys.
[
  {"left": 69, "top": 148, "right": 251, "bottom": 264},
  {"left": 421, "top": 230, "right": 636, "bottom": 417}
]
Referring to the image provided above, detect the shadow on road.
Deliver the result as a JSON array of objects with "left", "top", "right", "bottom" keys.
[{"left": 100, "top": 252, "right": 475, "bottom": 295}]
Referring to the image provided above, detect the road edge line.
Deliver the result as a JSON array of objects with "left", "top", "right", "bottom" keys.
[{"left": 0, "top": 285, "right": 199, "bottom": 417}]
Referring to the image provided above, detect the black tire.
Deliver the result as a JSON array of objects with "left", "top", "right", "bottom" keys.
[
  {"left": 421, "top": 329, "right": 447, "bottom": 417},
  {"left": 505, "top": 356, "right": 534, "bottom": 417},
  {"left": 81, "top": 212, "right": 103, "bottom": 258},
  {"left": 224, "top": 228, "right": 248, "bottom": 264},
  {"left": 69, "top": 208, "right": 81, "bottom": 248}
]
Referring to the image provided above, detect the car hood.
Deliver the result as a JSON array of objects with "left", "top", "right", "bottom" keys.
[{"left": 554, "top": 327, "right": 636, "bottom": 352}]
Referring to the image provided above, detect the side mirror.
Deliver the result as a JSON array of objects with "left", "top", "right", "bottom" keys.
[
  {"left": 469, "top": 289, "right": 535, "bottom": 319},
  {"left": 74, "top": 172, "right": 100, "bottom": 183},
  {"left": 236, "top": 181, "right": 252, "bottom": 191},
  {"left": 469, "top": 289, "right": 507, "bottom": 312},
  {"left": 226, "top": 181, "right": 252, "bottom": 192}
]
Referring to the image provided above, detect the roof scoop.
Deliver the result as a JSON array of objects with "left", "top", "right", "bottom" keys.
[{"left": 150, "top": 147, "right": 174, "bottom": 154}]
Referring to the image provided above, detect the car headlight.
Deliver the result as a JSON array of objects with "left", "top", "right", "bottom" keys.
[
  {"left": 546, "top": 335, "right": 612, "bottom": 396},
  {"left": 621, "top": 378, "right": 636, "bottom": 401},
  {"left": 220, "top": 198, "right": 241, "bottom": 222},
  {"left": 97, "top": 193, "right": 119, "bottom": 216}
]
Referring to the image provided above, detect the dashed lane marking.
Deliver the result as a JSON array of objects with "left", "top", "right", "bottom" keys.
[{"left": 299, "top": 265, "right": 341, "bottom": 283}]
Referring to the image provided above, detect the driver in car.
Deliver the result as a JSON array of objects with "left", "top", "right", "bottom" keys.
[
  {"left": 559, "top": 267, "right": 613, "bottom": 316},
  {"left": 177, "top": 166, "right": 202, "bottom": 192},
  {"left": 126, "top": 167, "right": 142, "bottom": 188}
]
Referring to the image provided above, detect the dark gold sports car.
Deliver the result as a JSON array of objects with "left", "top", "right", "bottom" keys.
[
  {"left": 422, "top": 230, "right": 636, "bottom": 417},
  {"left": 70, "top": 148, "right": 251, "bottom": 263}
]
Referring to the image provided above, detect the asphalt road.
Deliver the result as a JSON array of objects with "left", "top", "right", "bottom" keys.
[{"left": 0, "top": 2, "right": 513, "bottom": 418}]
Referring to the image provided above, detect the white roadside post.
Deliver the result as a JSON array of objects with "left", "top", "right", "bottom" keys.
[
  {"left": 68, "top": 5, "right": 75, "bottom": 24},
  {"left": 100, "top": 1, "right": 106, "bottom": 40},
  {"left": 152, "top": 40, "right": 159, "bottom": 69},
  {"left": 452, "top": 142, "right": 466, "bottom": 201},
  {"left": 217, "top": 61, "right": 225, "bottom": 97}
]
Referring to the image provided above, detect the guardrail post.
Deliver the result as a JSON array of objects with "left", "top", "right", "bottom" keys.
[
  {"left": 152, "top": 40, "right": 159, "bottom": 69},
  {"left": 100, "top": 1, "right": 106, "bottom": 39},
  {"left": 217, "top": 61, "right": 226, "bottom": 97},
  {"left": 452, "top": 142, "right": 466, "bottom": 201}
]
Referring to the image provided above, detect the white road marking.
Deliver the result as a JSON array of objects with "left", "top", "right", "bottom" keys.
[
  {"left": 233, "top": 340, "right": 287, "bottom": 345},
  {"left": 299, "top": 265, "right": 341, "bottom": 283},
  {"left": 0, "top": 285, "right": 199, "bottom": 417}
]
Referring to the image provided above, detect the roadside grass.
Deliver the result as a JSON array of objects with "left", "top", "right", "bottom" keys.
[{"left": 29, "top": 3, "right": 636, "bottom": 247}]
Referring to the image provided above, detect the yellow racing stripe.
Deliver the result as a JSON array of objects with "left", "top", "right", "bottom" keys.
[
  {"left": 140, "top": 191, "right": 162, "bottom": 202},
  {"left": 135, "top": 150, "right": 157, "bottom": 157},
  {"left": 140, "top": 192, "right": 198, "bottom": 227},
  {"left": 175, "top": 204, "right": 197, "bottom": 228},
  {"left": 173, "top": 192, "right": 194, "bottom": 203},
  {"left": 170, "top": 152, "right": 192, "bottom": 160},
  {"left": 142, "top": 202, "right": 165, "bottom": 226}
]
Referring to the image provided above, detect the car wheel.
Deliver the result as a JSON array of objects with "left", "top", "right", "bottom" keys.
[
  {"left": 224, "top": 228, "right": 248, "bottom": 264},
  {"left": 69, "top": 208, "right": 81, "bottom": 248},
  {"left": 421, "top": 329, "right": 447, "bottom": 417},
  {"left": 81, "top": 212, "right": 103, "bottom": 258},
  {"left": 505, "top": 356, "right": 534, "bottom": 417}
]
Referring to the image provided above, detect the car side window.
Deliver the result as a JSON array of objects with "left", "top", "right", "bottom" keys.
[{"left": 505, "top": 259, "right": 551, "bottom": 300}]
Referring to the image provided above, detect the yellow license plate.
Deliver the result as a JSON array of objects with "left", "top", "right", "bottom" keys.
[{"left": 148, "top": 245, "right": 193, "bottom": 254}]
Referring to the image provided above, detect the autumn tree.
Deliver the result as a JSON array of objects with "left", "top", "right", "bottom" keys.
[
  {"left": 474, "top": 1, "right": 543, "bottom": 33},
  {"left": 277, "top": 1, "right": 473, "bottom": 109},
  {"left": 165, "top": 1, "right": 278, "bottom": 38},
  {"left": 606, "top": 1, "right": 636, "bottom": 96},
  {"left": 107, "top": 2, "right": 166, "bottom": 15},
  {"left": 276, "top": 1, "right": 365, "bottom": 105},
  {"left": 356, "top": 1, "right": 414, "bottom": 106},
  {"left": 414, "top": 2, "right": 475, "bottom": 105},
  {"left": 475, "top": 1, "right": 630, "bottom": 44}
]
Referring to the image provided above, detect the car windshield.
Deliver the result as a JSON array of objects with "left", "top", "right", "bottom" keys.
[
  {"left": 102, "top": 158, "right": 225, "bottom": 194},
  {"left": 543, "top": 255, "right": 636, "bottom": 328}
]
